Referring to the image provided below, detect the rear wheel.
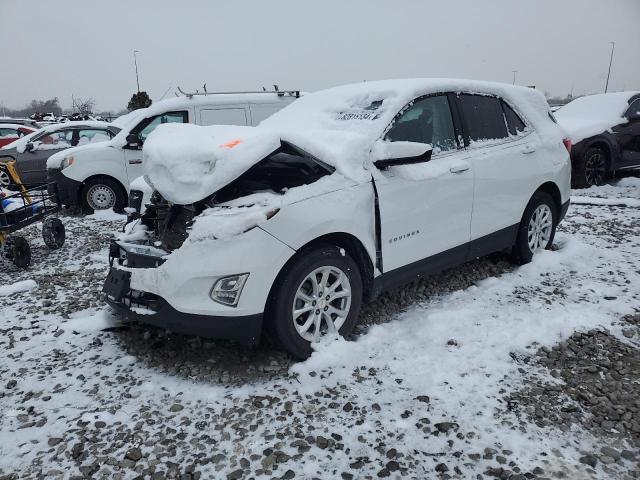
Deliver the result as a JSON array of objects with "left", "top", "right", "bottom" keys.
[
  {"left": 512, "top": 192, "right": 557, "bottom": 265},
  {"left": 42, "top": 217, "right": 65, "bottom": 249},
  {"left": 266, "top": 246, "right": 363, "bottom": 359},
  {"left": 81, "top": 177, "right": 126, "bottom": 214},
  {"left": 3, "top": 236, "right": 31, "bottom": 269},
  {"left": 573, "top": 147, "right": 608, "bottom": 188}
]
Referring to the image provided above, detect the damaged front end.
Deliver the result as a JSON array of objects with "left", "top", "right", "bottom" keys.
[{"left": 102, "top": 139, "right": 334, "bottom": 343}]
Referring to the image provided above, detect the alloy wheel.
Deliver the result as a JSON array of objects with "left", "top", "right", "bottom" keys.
[
  {"left": 292, "top": 266, "right": 352, "bottom": 342},
  {"left": 527, "top": 204, "right": 553, "bottom": 252},
  {"left": 585, "top": 152, "right": 606, "bottom": 186},
  {"left": 87, "top": 184, "right": 116, "bottom": 210}
]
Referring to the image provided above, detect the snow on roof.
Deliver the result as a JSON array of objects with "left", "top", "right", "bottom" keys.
[
  {"left": 555, "top": 91, "right": 640, "bottom": 144},
  {"left": 143, "top": 79, "right": 561, "bottom": 204}
]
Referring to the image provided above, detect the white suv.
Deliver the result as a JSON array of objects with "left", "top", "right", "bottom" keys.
[
  {"left": 46, "top": 91, "right": 298, "bottom": 212},
  {"left": 103, "top": 79, "right": 571, "bottom": 359}
]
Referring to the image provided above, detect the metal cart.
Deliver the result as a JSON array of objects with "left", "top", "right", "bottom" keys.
[{"left": 0, "top": 158, "right": 65, "bottom": 269}]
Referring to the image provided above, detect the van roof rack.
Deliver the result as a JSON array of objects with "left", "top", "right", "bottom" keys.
[{"left": 177, "top": 85, "right": 300, "bottom": 99}]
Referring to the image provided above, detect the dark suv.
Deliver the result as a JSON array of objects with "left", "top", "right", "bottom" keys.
[{"left": 556, "top": 92, "right": 640, "bottom": 188}]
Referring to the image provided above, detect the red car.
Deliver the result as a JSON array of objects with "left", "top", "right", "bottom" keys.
[{"left": 0, "top": 124, "right": 36, "bottom": 148}]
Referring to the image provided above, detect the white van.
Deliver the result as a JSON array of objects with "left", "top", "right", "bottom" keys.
[{"left": 46, "top": 91, "right": 299, "bottom": 211}]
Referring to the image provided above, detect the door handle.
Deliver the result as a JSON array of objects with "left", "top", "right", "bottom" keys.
[
  {"left": 129, "top": 159, "right": 142, "bottom": 165},
  {"left": 521, "top": 144, "right": 537, "bottom": 154},
  {"left": 449, "top": 161, "right": 470, "bottom": 174}
]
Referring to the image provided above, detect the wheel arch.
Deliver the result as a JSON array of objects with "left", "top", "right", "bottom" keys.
[
  {"left": 265, "top": 232, "right": 375, "bottom": 316},
  {"left": 533, "top": 181, "right": 562, "bottom": 217}
]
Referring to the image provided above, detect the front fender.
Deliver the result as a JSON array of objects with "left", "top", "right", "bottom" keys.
[
  {"left": 260, "top": 182, "right": 377, "bottom": 266},
  {"left": 57, "top": 146, "right": 128, "bottom": 189}
]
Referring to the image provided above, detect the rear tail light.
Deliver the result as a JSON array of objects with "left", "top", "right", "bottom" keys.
[{"left": 562, "top": 138, "right": 572, "bottom": 154}]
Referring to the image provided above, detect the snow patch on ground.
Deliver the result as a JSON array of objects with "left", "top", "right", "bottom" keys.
[{"left": 0, "top": 279, "right": 37, "bottom": 296}]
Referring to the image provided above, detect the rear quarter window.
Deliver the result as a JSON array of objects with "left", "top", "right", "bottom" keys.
[{"left": 501, "top": 101, "right": 527, "bottom": 135}]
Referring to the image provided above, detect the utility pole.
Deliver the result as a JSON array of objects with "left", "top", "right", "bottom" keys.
[
  {"left": 512, "top": 70, "right": 518, "bottom": 85},
  {"left": 604, "top": 42, "right": 615, "bottom": 93},
  {"left": 133, "top": 50, "right": 141, "bottom": 93}
]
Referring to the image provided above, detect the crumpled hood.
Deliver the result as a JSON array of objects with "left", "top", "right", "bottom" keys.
[{"left": 143, "top": 123, "right": 371, "bottom": 205}]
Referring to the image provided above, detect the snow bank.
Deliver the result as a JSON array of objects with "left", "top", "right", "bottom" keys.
[
  {"left": 571, "top": 195, "right": 640, "bottom": 208},
  {"left": 555, "top": 92, "right": 638, "bottom": 144},
  {"left": 0, "top": 279, "right": 37, "bottom": 296}
]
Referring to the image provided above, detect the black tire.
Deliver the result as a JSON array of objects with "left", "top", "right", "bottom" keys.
[
  {"left": 572, "top": 147, "right": 608, "bottom": 189},
  {"left": 42, "top": 217, "right": 65, "bottom": 249},
  {"left": 512, "top": 192, "right": 558, "bottom": 265},
  {"left": 3, "top": 236, "right": 31, "bottom": 269},
  {"left": 266, "top": 246, "right": 363, "bottom": 359},
  {"left": 81, "top": 177, "right": 127, "bottom": 214}
]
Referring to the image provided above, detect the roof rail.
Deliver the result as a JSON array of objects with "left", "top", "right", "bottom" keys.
[{"left": 177, "top": 85, "right": 301, "bottom": 99}]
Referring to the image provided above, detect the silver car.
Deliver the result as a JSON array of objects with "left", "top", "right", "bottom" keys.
[{"left": 0, "top": 121, "right": 120, "bottom": 187}]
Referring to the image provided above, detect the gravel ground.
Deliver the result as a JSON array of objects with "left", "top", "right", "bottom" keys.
[{"left": 1, "top": 175, "right": 639, "bottom": 479}]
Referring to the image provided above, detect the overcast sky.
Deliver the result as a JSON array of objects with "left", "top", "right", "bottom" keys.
[{"left": 1, "top": 0, "right": 639, "bottom": 113}]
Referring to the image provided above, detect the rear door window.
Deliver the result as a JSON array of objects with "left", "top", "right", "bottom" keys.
[
  {"left": 199, "top": 108, "right": 248, "bottom": 126},
  {"left": 501, "top": 101, "right": 527, "bottom": 136},
  {"left": 458, "top": 94, "right": 508, "bottom": 143}
]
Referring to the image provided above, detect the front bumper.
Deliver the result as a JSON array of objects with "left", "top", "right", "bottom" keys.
[
  {"left": 47, "top": 168, "right": 82, "bottom": 206},
  {"left": 103, "top": 263, "right": 263, "bottom": 346}
]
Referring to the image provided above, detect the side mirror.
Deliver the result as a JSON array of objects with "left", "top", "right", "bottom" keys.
[
  {"left": 126, "top": 133, "right": 141, "bottom": 149},
  {"left": 373, "top": 140, "right": 433, "bottom": 169},
  {"left": 25, "top": 142, "right": 35, "bottom": 152}
]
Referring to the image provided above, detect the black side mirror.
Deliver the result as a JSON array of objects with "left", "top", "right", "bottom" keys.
[
  {"left": 24, "top": 142, "right": 34, "bottom": 152},
  {"left": 126, "top": 133, "right": 141, "bottom": 148},
  {"left": 372, "top": 140, "right": 433, "bottom": 169}
]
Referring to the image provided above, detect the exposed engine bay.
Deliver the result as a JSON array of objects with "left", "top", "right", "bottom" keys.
[{"left": 130, "top": 142, "right": 334, "bottom": 252}]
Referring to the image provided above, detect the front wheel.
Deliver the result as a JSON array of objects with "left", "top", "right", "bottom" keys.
[
  {"left": 266, "top": 246, "right": 363, "bottom": 359},
  {"left": 81, "top": 178, "right": 126, "bottom": 214},
  {"left": 512, "top": 192, "right": 557, "bottom": 265}
]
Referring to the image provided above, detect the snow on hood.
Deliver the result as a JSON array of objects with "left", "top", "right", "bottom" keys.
[
  {"left": 143, "top": 124, "right": 282, "bottom": 205},
  {"left": 555, "top": 92, "right": 639, "bottom": 144},
  {"left": 143, "top": 79, "right": 560, "bottom": 205}
]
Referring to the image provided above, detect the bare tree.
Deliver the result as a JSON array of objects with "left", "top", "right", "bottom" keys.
[{"left": 71, "top": 95, "right": 96, "bottom": 116}]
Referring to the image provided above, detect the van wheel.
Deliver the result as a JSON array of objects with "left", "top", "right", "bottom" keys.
[
  {"left": 573, "top": 147, "right": 608, "bottom": 188},
  {"left": 512, "top": 192, "right": 557, "bottom": 265},
  {"left": 266, "top": 246, "right": 363, "bottom": 359},
  {"left": 81, "top": 178, "right": 126, "bottom": 213}
]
